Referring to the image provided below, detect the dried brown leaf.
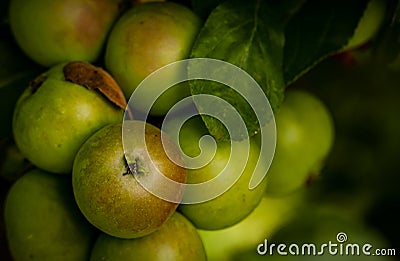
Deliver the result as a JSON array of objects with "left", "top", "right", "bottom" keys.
[{"left": 63, "top": 61, "right": 127, "bottom": 109}]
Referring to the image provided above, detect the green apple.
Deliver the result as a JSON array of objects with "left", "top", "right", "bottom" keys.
[
  {"left": 72, "top": 122, "right": 186, "bottom": 239},
  {"left": 12, "top": 62, "right": 124, "bottom": 174},
  {"left": 4, "top": 168, "right": 96, "bottom": 261},
  {"left": 0, "top": 162, "right": 13, "bottom": 260},
  {"left": 177, "top": 116, "right": 268, "bottom": 230},
  {"left": 265, "top": 90, "right": 334, "bottom": 196},
  {"left": 90, "top": 212, "right": 206, "bottom": 261},
  {"left": 105, "top": 2, "right": 201, "bottom": 115},
  {"left": 231, "top": 198, "right": 394, "bottom": 261},
  {"left": 9, "top": 0, "right": 124, "bottom": 67},
  {"left": 198, "top": 189, "right": 307, "bottom": 261},
  {"left": 344, "top": 0, "right": 386, "bottom": 50}
]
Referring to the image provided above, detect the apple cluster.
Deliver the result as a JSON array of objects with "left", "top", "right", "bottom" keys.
[{"left": 2, "top": 0, "right": 335, "bottom": 260}]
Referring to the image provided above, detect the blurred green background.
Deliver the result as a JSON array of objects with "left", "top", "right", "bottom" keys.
[{"left": 197, "top": 51, "right": 400, "bottom": 261}]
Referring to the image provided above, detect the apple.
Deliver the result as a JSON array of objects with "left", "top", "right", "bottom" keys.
[
  {"left": 177, "top": 116, "right": 269, "bottom": 230},
  {"left": 12, "top": 61, "right": 125, "bottom": 174},
  {"left": 8, "top": 0, "right": 124, "bottom": 67},
  {"left": 231, "top": 199, "right": 394, "bottom": 261},
  {"left": 4, "top": 168, "right": 96, "bottom": 260},
  {"left": 198, "top": 189, "right": 307, "bottom": 261},
  {"left": 264, "top": 90, "right": 334, "bottom": 196},
  {"left": 72, "top": 121, "right": 186, "bottom": 239},
  {"left": 90, "top": 212, "right": 206, "bottom": 261},
  {"left": 105, "top": 2, "right": 201, "bottom": 115}
]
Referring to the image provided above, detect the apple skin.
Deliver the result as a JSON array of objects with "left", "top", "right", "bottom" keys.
[
  {"left": 4, "top": 169, "right": 96, "bottom": 261},
  {"left": 105, "top": 2, "right": 201, "bottom": 115},
  {"left": 9, "top": 0, "right": 123, "bottom": 67},
  {"left": 177, "top": 117, "right": 268, "bottom": 230},
  {"left": 72, "top": 122, "right": 186, "bottom": 239},
  {"left": 198, "top": 190, "right": 306, "bottom": 261},
  {"left": 12, "top": 63, "right": 124, "bottom": 174},
  {"left": 264, "top": 90, "right": 334, "bottom": 196},
  {"left": 90, "top": 212, "right": 206, "bottom": 261}
]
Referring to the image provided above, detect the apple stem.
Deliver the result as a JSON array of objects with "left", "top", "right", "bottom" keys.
[{"left": 123, "top": 158, "right": 144, "bottom": 176}]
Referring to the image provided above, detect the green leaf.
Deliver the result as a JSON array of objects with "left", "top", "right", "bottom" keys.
[
  {"left": 373, "top": 0, "right": 400, "bottom": 64},
  {"left": 189, "top": 0, "right": 285, "bottom": 141},
  {"left": 191, "top": 0, "right": 223, "bottom": 19},
  {"left": 265, "top": 0, "right": 306, "bottom": 25},
  {"left": 283, "top": 0, "right": 369, "bottom": 84}
]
